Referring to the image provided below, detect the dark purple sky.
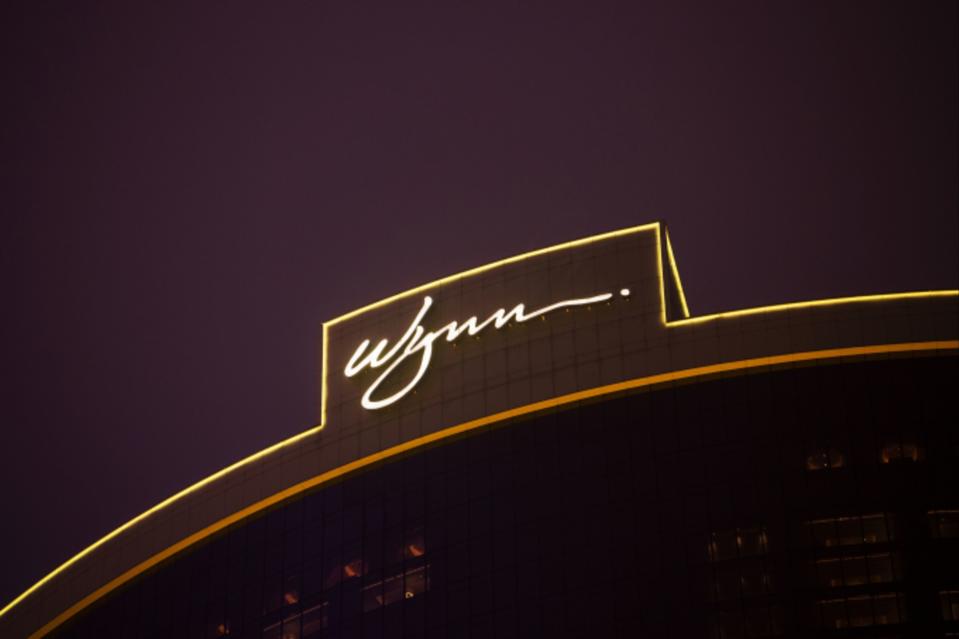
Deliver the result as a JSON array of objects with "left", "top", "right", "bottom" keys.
[{"left": 2, "top": 1, "right": 956, "bottom": 608}]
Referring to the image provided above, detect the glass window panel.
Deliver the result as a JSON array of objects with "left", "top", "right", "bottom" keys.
[
  {"left": 744, "top": 607, "right": 771, "bottom": 637},
  {"left": 405, "top": 566, "right": 428, "bottom": 600},
  {"left": 302, "top": 559, "right": 324, "bottom": 597},
  {"left": 806, "top": 448, "right": 844, "bottom": 471},
  {"left": 323, "top": 551, "right": 342, "bottom": 590},
  {"left": 716, "top": 610, "right": 744, "bottom": 639},
  {"left": 709, "top": 530, "right": 739, "bottom": 562},
  {"left": 301, "top": 603, "right": 328, "bottom": 638},
  {"left": 364, "top": 529, "right": 385, "bottom": 573},
  {"left": 739, "top": 560, "right": 766, "bottom": 597},
  {"left": 835, "top": 517, "right": 862, "bottom": 546},
  {"left": 941, "top": 591, "right": 959, "bottom": 621},
  {"left": 814, "top": 553, "right": 898, "bottom": 587},
  {"left": 810, "top": 519, "right": 837, "bottom": 547},
  {"left": 714, "top": 569, "right": 740, "bottom": 601},
  {"left": 867, "top": 553, "right": 895, "bottom": 583},
  {"left": 880, "top": 442, "right": 924, "bottom": 463},
  {"left": 819, "top": 599, "right": 847, "bottom": 629},
  {"left": 807, "top": 514, "right": 891, "bottom": 547},
  {"left": 873, "top": 594, "right": 901, "bottom": 625},
  {"left": 846, "top": 596, "right": 873, "bottom": 627},
  {"left": 343, "top": 558, "right": 364, "bottom": 581},
  {"left": 769, "top": 604, "right": 784, "bottom": 636},
  {"left": 265, "top": 541, "right": 284, "bottom": 575},
  {"left": 263, "top": 574, "right": 283, "bottom": 614},
  {"left": 362, "top": 581, "right": 383, "bottom": 612},
  {"left": 406, "top": 528, "right": 426, "bottom": 559},
  {"left": 708, "top": 527, "right": 768, "bottom": 561},
  {"left": 739, "top": 528, "right": 768, "bottom": 556},
  {"left": 815, "top": 558, "right": 843, "bottom": 588},
  {"left": 861, "top": 514, "right": 889, "bottom": 543},
  {"left": 284, "top": 529, "right": 303, "bottom": 570},
  {"left": 383, "top": 572, "right": 404, "bottom": 606},
  {"left": 930, "top": 510, "right": 959, "bottom": 538},
  {"left": 283, "top": 573, "right": 301, "bottom": 606},
  {"left": 282, "top": 614, "right": 301, "bottom": 639},
  {"left": 842, "top": 556, "right": 868, "bottom": 586}
]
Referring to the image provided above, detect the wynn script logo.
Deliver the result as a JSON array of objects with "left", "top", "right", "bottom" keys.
[{"left": 345, "top": 289, "right": 631, "bottom": 410}]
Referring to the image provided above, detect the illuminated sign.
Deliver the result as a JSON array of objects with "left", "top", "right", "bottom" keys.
[{"left": 345, "top": 289, "right": 631, "bottom": 410}]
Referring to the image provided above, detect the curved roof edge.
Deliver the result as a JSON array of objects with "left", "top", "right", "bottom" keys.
[{"left": 2, "top": 222, "right": 957, "bottom": 638}]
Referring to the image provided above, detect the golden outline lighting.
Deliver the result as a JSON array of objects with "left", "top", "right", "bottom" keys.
[
  {"left": 345, "top": 290, "right": 625, "bottom": 410},
  {"left": 1, "top": 220, "right": 956, "bottom": 639}
]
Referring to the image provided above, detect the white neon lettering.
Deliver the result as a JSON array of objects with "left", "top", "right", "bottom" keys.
[{"left": 345, "top": 290, "right": 627, "bottom": 410}]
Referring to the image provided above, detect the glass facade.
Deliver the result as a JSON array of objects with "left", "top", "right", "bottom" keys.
[{"left": 51, "top": 354, "right": 958, "bottom": 638}]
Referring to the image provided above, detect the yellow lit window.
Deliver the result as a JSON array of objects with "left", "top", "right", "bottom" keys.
[
  {"left": 812, "top": 553, "right": 897, "bottom": 587},
  {"left": 806, "top": 513, "right": 892, "bottom": 547},
  {"left": 816, "top": 593, "right": 903, "bottom": 628},
  {"left": 880, "top": 442, "right": 923, "bottom": 463},
  {"left": 707, "top": 527, "right": 769, "bottom": 562},
  {"left": 806, "top": 448, "right": 845, "bottom": 471}
]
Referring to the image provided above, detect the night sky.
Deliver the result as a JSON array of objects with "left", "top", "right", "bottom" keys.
[{"left": 2, "top": 2, "right": 956, "bottom": 609}]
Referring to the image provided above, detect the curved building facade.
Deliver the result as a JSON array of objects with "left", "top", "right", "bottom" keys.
[{"left": 2, "top": 222, "right": 957, "bottom": 638}]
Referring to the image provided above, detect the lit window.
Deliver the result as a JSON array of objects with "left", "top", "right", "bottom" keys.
[
  {"left": 404, "top": 564, "right": 428, "bottom": 598},
  {"left": 739, "top": 528, "right": 768, "bottom": 556},
  {"left": 324, "top": 558, "right": 366, "bottom": 589},
  {"left": 815, "top": 557, "right": 844, "bottom": 588},
  {"left": 806, "top": 513, "right": 892, "bottom": 547},
  {"left": 816, "top": 594, "right": 903, "bottom": 629},
  {"left": 301, "top": 603, "right": 328, "bottom": 638},
  {"left": 942, "top": 591, "right": 959, "bottom": 621},
  {"left": 282, "top": 613, "right": 301, "bottom": 639},
  {"left": 872, "top": 593, "right": 903, "bottom": 625},
  {"left": 343, "top": 558, "right": 364, "bottom": 579},
  {"left": 819, "top": 598, "right": 847, "bottom": 629},
  {"left": 846, "top": 596, "right": 874, "bottom": 627},
  {"left": 812, "top": 553, "right": 897, "bottom": 588},
  {"left": 880, "top": 441, "right": 923, "bottom": 463},
  {"left": 861, "top": 514, "right": 891, "bottom": 543},
  {"left": 708, "top": 527, "right": 768, "bottom": 562},
  {"left": 405, "top": 529, "right": 426, "bottom": 558},
  {"left": 708, "top": 530, "right": 739, "bottom": 562},
  {"left": 930, "top": 510, "right": 959, "bottom": 538},
  {"left": 283, "top": 572, "right": 300, "bottom": 605},
  {"left": 362, "top": 565, "right": 430, "bottom": 612},
  {"left": 710, "top": 607, "right": 785, "bottom": 639},
  {"left": 806, "top": 448, "right": 845, "bottom": 471}
]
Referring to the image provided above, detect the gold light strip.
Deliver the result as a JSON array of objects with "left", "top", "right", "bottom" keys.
[
  {"left": 3, "top": 222, "right": 662, "bottom": 625},
  {"left": 326, "top": 223, "right": 660, "bottom": 325},
  {"left": 666, "top": 290, "right": 957, "bottom": 327},
  {"left": 318, "top": 222, "right": 661, "bottom": 426},
  {"left": 664, "top": 228, "right": 691, "bottom": 318},
  {"left": 24, "top": 340, "right": 959, "bottom": 638},
  {"left": 0, "top": 423, "right": 324, "bottom": 620},
  {"left": 317, "top": 222, "right": 956, "bottom": 425},
  {"left": 2, "top": 217, "right": 957, "bottom": 630}
]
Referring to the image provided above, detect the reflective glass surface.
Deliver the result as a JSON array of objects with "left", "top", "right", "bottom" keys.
[{"left": 51, "top": 356, "right": 959, "bottom": 638}]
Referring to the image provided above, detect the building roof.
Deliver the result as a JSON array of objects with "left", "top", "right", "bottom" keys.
[{"left": 2, "top": 222, "right": 956, "bottom": 638}]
